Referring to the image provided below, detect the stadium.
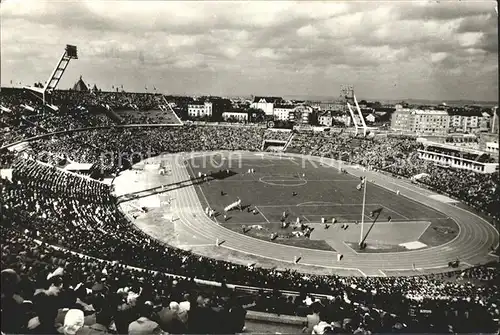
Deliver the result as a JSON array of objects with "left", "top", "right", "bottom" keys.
[{"left": 2, "top": 6, "right": 500, "bottom": 335}]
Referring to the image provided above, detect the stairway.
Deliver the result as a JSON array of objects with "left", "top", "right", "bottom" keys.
[{"left": 283, "top": 133, "right": 295, "bottom": 152}]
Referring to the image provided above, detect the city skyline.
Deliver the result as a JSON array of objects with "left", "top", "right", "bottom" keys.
[{"left": 1, "top": 1, "right": 498, "bottom": 102}]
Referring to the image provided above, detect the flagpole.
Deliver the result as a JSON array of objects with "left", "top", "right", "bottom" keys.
[{"left": 359, "top": 177, "right": 367, "bottom": 245}]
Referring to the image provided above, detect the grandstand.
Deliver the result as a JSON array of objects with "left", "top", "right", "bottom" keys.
[
  {"left": 262, "top": 128, "right": 293, "bottom": 151},
  {"left": 1, "top": 101, "right": 500, "bottom": 333},
  {"left": 418, "top": 142, "right": 498, "bottom": 173}
]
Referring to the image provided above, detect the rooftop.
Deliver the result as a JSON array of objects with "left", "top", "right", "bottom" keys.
[{"left": 252, "top": 96, "right": 283, "bottom": 103}]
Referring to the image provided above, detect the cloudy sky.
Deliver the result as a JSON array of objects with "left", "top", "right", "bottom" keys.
[{"left": 1, "top": 1, "right": 498, "bottom": 101}]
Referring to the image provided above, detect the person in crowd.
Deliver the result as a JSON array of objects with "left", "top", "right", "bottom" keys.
[
  {"left": 156, "top": 301, "right": 186, "bottom": 334},
  {"left": 128, "top": 302, "right": 164, "bottom": 335},
  {"left": 303, "top": 302, "right": 322, "bottom": 333}
]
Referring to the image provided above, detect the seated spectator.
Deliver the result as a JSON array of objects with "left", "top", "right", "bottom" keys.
[
  {"left": 303, "top": 302, "right": 322, "bottom": 333},
  {"left": 156, "top": 301, "right": 186, "bottom": 334}
]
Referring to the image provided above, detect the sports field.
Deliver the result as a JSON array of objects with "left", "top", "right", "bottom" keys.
[
  {"left": 114, "top": 151, "right": 498, "bottom": 276},
  {"left": 185, "top": 153, "right": 457, "bottom": 253}
]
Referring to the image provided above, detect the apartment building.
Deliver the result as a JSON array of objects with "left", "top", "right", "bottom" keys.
[
  {"left": 250, "top": 96, "right": 283, "bottom": 116},
  {"left": 188, "top": 101, "right": 213, "bottom": 118},
  {"left": 222, "top": 111, "right": 248, "bottom": 122},
  {"left": 273, "top": 104, "right": 295, "bottom": 121},
  {"left": 392, "top": 109, "right": 449, "bottom": 135},
  {"left": 318, "top": 111, "right": 333, "bottom": 126},
  {"left": 448, "top": 110, "right": 490, "bottom": 133}
]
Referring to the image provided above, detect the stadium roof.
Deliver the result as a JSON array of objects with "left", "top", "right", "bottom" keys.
[{"left": 72, "top": 76, "right": 88, "bottom": 92}]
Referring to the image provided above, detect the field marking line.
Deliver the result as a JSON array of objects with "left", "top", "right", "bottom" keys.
[
  {"left": 223, "top": 221, "right": 276, "bottom": 225},
  {"left": 175, "top": 180, "right": 352, "bottom": 256},
  {"left": 258, "top": 203, "right": 378, "bottom": 208},
  {"left": 343, "top": 241, "right": 361, "bottom": 254},
  {"left": 254, "top": 206, "right": 271, "bottom": 223},
  {"left": 249, "top": 171, "right": 258, "bottom": 181},
  {"left": 302, "top": 215, "right": 311, "bottom": 223},
  {"left": 357, "top": 269, "right": 367, "bottom": 277},
  {"left": 379, "top": 269, "right": 387, "bottom": 277},
  {"left": 184, "top": 179, "right": 356, "bottom": 183},
  {"left": 416, "top": 221, "right": 432, "bottom": 241},
  {"left": 185, "top": 161, "right": 211, "bottom": 208},
  {"left": 382, "top": 204, "right": 410, "bottom": 220},
  {"left": 178, "top": 244, "right": 215, "bottom": 248},
  {"left": 383, "top": 264, "right": 452, "bottom": 271},
  {"left": 333, "top": 165, "right": 474, "bottom": 254},
  {"left": 218, "top": 244, "right": 364, "bottom": 274}
]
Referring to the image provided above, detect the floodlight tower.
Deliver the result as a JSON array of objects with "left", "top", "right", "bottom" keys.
[
  {"left": 341, "top": 85, "right": 368, "bottom": 136},
  {"left": 24, "top": 45, "right": 78, "bottom": 105},
  {"left": 353, "top": 94, "right": 368, "bottom": 136},
  {"left": 341, "top": 85, "right": 359, "bottom": 135}
]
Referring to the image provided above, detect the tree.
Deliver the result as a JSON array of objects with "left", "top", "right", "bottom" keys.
[{"left": 248, "top": 107, "right": 265, "bottom": 123}]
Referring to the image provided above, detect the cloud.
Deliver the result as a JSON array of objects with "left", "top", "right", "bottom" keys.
[
  {"left": 0, "top": 0, "right": 497, "bottom": 101},
  {"left": 431, "top": 52, "right": 448, "bottom": 63},
  {"left": 392, "top": 1, "right": 496, "bottom": 21}
]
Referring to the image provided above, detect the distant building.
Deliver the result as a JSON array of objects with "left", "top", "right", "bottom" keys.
[
  {"left": 365, "top": 113, "right": 376, "bottom": 123},
  {"left": 332, "top": 110, "right": 351, "bottom": 126},
  {"left": 273, "top": 104, "right": 295, "bottom": 121},
  {"left": 222, "top": 110, "right": 248, "bottom": 122},
  {"left": 485, "top": 141, "right": 499, "bottom": 156},
  {"left": 188, "top": 101, "right": 212, "bottom": 118},
  {"left": 319, "top": 102, "right": 345, "bottom": 111},
  {"left": 391, "top": 109, "right": 449, "bottom": 135},
  {"left": 318, "top": 111, "right": 333, "bottom": 127},
  {"left": 448, "top": 110, "right": 484, "bottom": 133},
  {"left": 292, "top": 105, "right": 314, "bottom": 125},
  {"left": 250, "top": 96, "right": 283, "bottom": 116}
]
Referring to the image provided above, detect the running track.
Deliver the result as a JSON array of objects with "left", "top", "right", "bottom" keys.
[{"left": 131, "top": 152, "right": 499, "bottom": 277}]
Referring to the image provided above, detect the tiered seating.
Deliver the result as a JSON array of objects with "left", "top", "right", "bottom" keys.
[{"left": 263, "top": 130, "right": 291, "bottom": 142}]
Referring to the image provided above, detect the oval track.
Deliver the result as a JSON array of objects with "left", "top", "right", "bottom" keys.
[{"left": 131, "top": 152, "right": 499, "bottom": 276}]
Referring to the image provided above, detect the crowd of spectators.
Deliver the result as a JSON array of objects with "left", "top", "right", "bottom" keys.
[
  {"left": 116, "top": 109, "right": 180, "bottom": 125},
  {"left": 1, "top": 91, "right": 500, "bottom": 333},
  {"left": 263, "top": 129, "right": 292, "bottom": 142},
  {"left": 27, "top": 126, "right": 265, "bottom": 172},
  {"left": 0, "top": 89, "right": 114, "bottom": 147},
  {"left": 1, "top": 89, "right": 180, "bottom": 147},
  {"left": 1, "top": 227, "right": 248, "bottom": 334},
  {"left": 1, "top": 89, "right": 47, "bottom": 146},
  {"left": 2, "top": 157, "right": 499, "bottom": 333},
  {"left": 51, "top": 90, "right": 164, "bottom": 112}
]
